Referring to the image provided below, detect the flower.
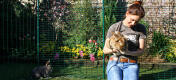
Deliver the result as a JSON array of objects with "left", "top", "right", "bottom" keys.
[
  {"left": 59, "top": 38, "right": 104, "bottom": 60},
  {"left": 90, "top": 54, "right": 95, "bottom": 62},
  {"left": 89, "top": 39, "right": 92, "bottom": 43},
  {"left": 93, "top": 40, "right": 96, "bottom": 43},
  {"left": 95, "top": 42, "right": 98, "bottom": 45},
  {"left": 60, "top": 46, "right": 71, "bottom": 52},
  {"left": 87, "top": 39, "right": 99, "bottom": 56},
  {"left": 79, "top": 50, "right": 84, "bottom": 58},
  {"left": 54, "top": 53, "right": 59, "bottom": 60},
  {"left": 89, "top": 54, "right": 94, "bottom": 57},
  {"left": 98, "top": 47, "right": 103, "bottom": 57}
]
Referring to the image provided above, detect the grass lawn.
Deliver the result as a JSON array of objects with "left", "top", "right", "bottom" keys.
[
  {"left": 0, "top": 63, "right": 176, "bottom": 80},
  {"left": 139, "top": 67, "right": 176, "bottom": 80}
]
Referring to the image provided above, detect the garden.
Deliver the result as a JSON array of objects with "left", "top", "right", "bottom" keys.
[{"left": 0, "top": 0, "right": 176, "bottom": 80}]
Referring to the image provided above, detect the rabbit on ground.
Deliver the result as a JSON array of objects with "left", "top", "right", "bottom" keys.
[{"left": 31, "top": 60, "right": 52, "bottom": 79}]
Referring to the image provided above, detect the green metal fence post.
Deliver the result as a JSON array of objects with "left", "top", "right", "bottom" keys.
[
  {"left": 102, "top": 0, "right": 105, "bottom": 79},
  {"left": 37, "top": 0, "right": 40, "bottom": 64}
]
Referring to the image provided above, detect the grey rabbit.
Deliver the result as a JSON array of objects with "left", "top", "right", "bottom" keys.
[{"left": 31, "top": 60, "right": 52, "bottom": 79}]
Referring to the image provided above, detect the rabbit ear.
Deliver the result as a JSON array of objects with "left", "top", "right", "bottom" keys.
[
  {"left": 45, "top": 60, "right": 50, "bottom": 66},
  {"left": 115, "top": 31, "right": 120, "bottom": 34}
]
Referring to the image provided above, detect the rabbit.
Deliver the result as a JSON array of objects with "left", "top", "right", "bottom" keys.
[
  {"left": 109, "top": 31, "right": 127, "bottom": 56},
  {"left": 31, "top": 60, "right": 52, "bottom": 79}
]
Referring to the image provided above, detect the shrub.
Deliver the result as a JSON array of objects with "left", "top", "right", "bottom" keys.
[
  {"left": 148, "top": 31, "right": 176, "bottom": 62},
  {"left": 63, "top": 0, "right": 99, "bottom": 47},
  {"left": 149, "top": 31, "right": 170, "bottom": 55},
  {"left": 159, "top": 39, "right": 176, "bottom": 62}
]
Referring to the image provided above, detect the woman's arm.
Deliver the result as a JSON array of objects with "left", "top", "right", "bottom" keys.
[{"left": 125, "top": 38, "right": 145, "bottom": 56}]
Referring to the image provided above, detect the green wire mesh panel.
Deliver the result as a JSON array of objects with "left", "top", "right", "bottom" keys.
[
  {"left": 137, "top": 0, "right": 176, "bottom": 80},
  {"left": 0, "top": 0, "right": 37, "bottom": 62},
  {"left": 38, "top": 0, "right": 104, "bottom": 79},
  {"left": 0, "top": 0, "right": 38, "bottom": 80},
  {"left": 104, "top": 0, "right": 176, "bottom": 80}
]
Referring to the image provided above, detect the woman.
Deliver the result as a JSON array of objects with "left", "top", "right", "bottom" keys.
[{"left": 103, "top": 1, "right": 146, "bottom": 80}]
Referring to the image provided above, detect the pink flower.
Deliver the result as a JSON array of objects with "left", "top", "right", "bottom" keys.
[
  {"left": 89, "top": 39, "right": 92, "bottom": 43},
  {"left": 79, "top": 51, "right": 83, "bottom": 57},
  {"left": 89, "top": 54, "right": 94, "bottom": 57},
  {"left": 96, "top": 46, "right": 98, "bottom": 48},
  {"left": 95, "top": 42, "right": 98, "bottom": 45},
  {"left": 90, "top": 56, "right": 95, "bottom": 62},
  {"left": 60, "top": 5, "right": 65, "bottom": 10},
  {"left": 24, "top": 35, "right": 26, "bottom": 38},
  {"left": 80, "top": 53, "right": 83, "bottom": 57},
  {"left": 93, "top": 40, "right": 96, "bottom": 43},
  {"left": 79, "top": 50, "right": 83, "bottom": 53},
  {"left": 59, "top": 13, "right": 62, "bottom": 16},
  {"left": 44, "top": 12, "right": 47, "bottom": 16},
  {"left": 54, "top": 53, "right": 59, "bottom": 60}
]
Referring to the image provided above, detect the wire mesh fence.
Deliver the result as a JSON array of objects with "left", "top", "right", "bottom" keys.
[{"left": 0, "top": 0, "right": 176, "bottom": 80}]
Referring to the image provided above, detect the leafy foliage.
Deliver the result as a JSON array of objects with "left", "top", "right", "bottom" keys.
[
  {"left": 101, "top": 0, "right": 117, "bottom": 36},
  {"left": 148, "top": 31, "right": 176, "bottom": 62},
  {"left": 0, "top": 1, "right": 37, "bottom": 59},
  {"left": 63, "top": 0, "right": 100, "bottom": 47},
  {"left": 149, "top": 31, "right": 170, "bottom": 55},
  {"left": 159, "top": 39, "right": 176, "bottom": 62}
]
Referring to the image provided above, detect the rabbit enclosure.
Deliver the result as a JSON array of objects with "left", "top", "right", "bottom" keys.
[{"left": 0, "top": 0, "right": 176, "bottom": 80}]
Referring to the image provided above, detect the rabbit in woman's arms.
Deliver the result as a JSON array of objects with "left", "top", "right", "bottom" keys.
[{"left": 109, "top": 31, "right": 127, "bottom": 56}]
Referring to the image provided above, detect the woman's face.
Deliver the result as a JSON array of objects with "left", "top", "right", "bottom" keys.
[{"left": 124, "top": 12, "right": 141, "bottom": 27}]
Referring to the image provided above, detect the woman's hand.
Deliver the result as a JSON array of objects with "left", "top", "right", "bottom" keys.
[{"left": 112, "top": 49, "right": 119, "bottom": 53}]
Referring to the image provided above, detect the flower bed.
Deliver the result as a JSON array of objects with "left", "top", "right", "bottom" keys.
[{"left": 60, "top": 39, "right": 103, "bottom": 63}]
